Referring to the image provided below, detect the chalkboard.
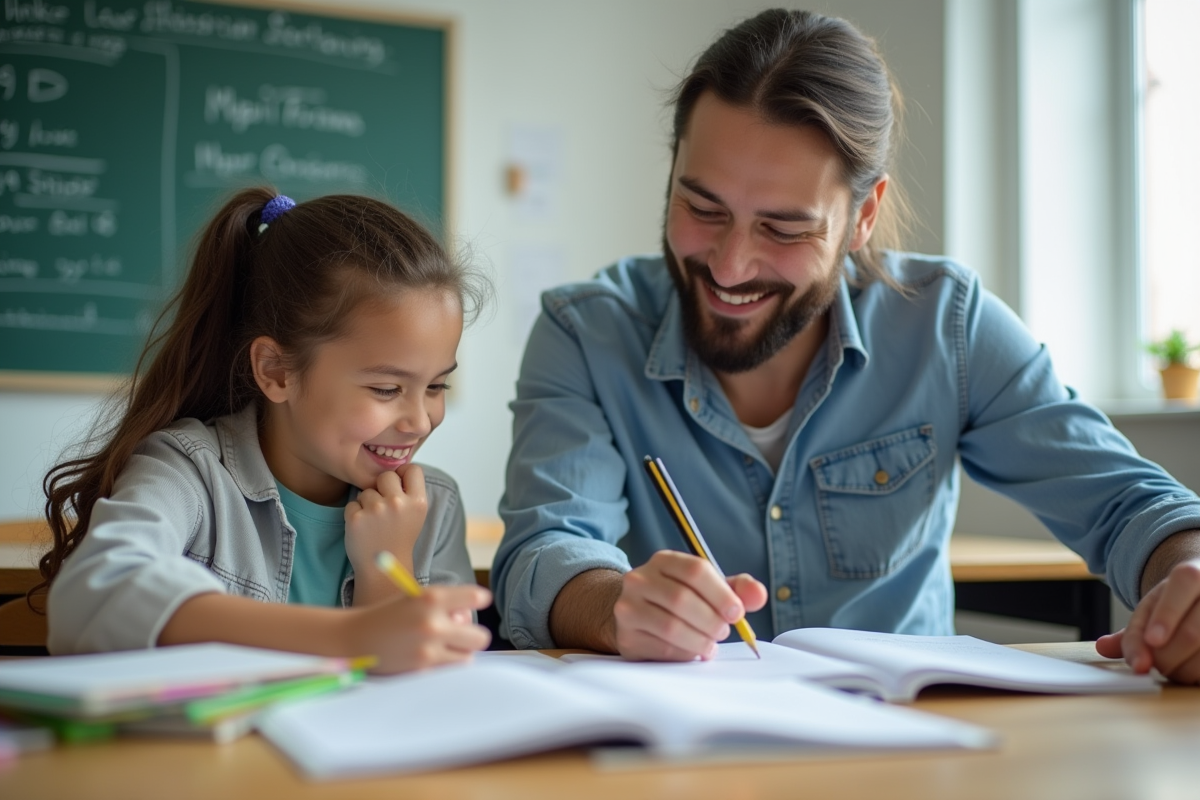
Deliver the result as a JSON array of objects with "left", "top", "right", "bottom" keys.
[{"left": 0, "top": 0, "right": 450, "bottom": 389}]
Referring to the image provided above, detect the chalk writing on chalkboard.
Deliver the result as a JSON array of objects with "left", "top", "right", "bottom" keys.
[{"left": 0, "top": 1, "right": 449, "bottom": 385}]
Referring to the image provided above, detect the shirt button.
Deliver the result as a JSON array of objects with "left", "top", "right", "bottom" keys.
[
  {"left": 689, "top": 397, "right": 700, "bottom": 413},
  {"left": 874, "top": 470, "right": 889, "bottom": 485},
  {"left": 776, "top": 586, "right": 792, "bottom": 602},
  {"left": 769, "top": 505, "right": 783, "bottom": 521},
  {"left": 744, "top": 455, "right": 754, "bottom": 466}
]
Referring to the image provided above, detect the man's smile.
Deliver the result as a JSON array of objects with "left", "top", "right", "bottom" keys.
[{"left": 704, "top": 283, "right": 778, "bottom": 315}]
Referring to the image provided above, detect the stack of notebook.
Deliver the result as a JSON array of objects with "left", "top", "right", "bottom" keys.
[{"left": 0, "top": 643, "right": 363, "bottom": 745}]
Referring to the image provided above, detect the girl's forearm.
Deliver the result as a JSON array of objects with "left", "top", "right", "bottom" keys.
[
  {"left": 158, "top": 586, "right": 492, "bottom": 673},
  {"left": 157, "top": 592, "right": 353, "bottom": 657}
]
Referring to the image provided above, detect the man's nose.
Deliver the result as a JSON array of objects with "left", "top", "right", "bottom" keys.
[{"left": 709, "top": 227, "right": 757, "bottom": 287}]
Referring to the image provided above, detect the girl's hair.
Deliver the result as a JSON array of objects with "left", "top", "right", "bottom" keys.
[
  {"left": 36, "top": 188, "right": 487, "bottom": 599},
  {"left": 669, "top": 8, "right": 914, "bottom": 288}
]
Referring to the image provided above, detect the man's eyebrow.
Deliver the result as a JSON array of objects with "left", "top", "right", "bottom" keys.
[
  {"left": 677, "top": 176, "right": 821, "bottom": 224},
  {"left": 678, "top": 176, "right": 725, "bottom": 207},
  {"left": 360, "top": 363, "right": 459, "bottom": 379}
]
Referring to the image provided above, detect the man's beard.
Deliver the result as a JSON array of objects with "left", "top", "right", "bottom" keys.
[{"left": 664, "top": 236, "right": 845, "bottom": 374}]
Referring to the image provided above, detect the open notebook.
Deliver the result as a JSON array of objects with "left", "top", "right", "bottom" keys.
[
  {"left": 257, "top": 660, "right": 994, "bottom": 779},
  {"left": 563, "top": 628, "right": 1158, "bottom": 702}
]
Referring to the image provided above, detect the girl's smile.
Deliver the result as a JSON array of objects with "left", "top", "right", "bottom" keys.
[{"left": 364, "top": 443, "right": 416, "bottom": 469}]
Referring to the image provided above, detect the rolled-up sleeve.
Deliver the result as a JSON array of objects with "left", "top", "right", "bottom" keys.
[
  {"left": 957, "top": 279, "right": 1200, "bottom": 610},
  {"left": 47, "top": 436, "right": 227, "bottom": 654},
  {"left": 494, "top": 300, "right": 634, "bottom": 649}
]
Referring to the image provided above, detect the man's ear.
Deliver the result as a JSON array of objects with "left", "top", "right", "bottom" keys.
[
  {"left": 249, "top": 336, "right": 292, "bottom": 404},
  {"left": 848, "top": 175, "right": 889, "bottom": 252}
]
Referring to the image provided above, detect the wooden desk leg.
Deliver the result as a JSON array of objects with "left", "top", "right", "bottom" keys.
[
  {"left": 954, "top": 580, "right": 1112, "bottom": 641},
  {"left": 0, "top": 593, "right": 50, "bottom": 657}
]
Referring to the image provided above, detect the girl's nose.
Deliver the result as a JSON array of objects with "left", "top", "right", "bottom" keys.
[{"left": 395, "top": 398, "right": 432, "bottom": 438}]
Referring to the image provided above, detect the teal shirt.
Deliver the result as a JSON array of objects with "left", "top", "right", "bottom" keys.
[{"left": 275, "top": 481, "right": 352, "bottom": 607}]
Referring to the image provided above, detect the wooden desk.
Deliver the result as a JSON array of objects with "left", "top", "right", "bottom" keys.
[
  {"left": 2, "top": 643, "right": 1198, "bottom": 800},
  {"left": 1, "top": 521, "right": 1110, "bottom": 651},
  {"left": 0, "top": 522, "right": 1098, "bottom": 585},
  {"left": 948, "top": 535, "right": 1111, "bottom": 640}
]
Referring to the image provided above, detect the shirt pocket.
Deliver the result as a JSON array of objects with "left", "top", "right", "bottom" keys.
[{"left": 810, "top": 424, "right": 937, "bottom": 580}]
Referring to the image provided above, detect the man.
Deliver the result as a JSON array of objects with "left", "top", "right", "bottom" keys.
[{"left": 493, "top": 8, "right": 1200, "bottom": 682}]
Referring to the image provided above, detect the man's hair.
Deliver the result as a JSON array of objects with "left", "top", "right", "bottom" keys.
[{"left": 670, "top": 8, "right": 912, "bottom": 286}]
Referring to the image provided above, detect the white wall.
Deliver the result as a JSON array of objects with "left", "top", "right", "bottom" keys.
[
  {"left": 945, "top": 0, "right": 1019, "bottom": 309},
  {"left": 0, "top": 0, "right": 947, "bottom": 521}
]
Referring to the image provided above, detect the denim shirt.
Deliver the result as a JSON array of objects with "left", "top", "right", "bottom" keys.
[
  {"left": 494, "top": 253, "right": 1200, "bottom": 649},
  {"left": 47, "top": 404, "right": 474, "bottom": 654}
]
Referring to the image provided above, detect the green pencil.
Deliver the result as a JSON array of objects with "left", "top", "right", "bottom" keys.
[{"left": 185, "top": 670, "right": 363, "bottom": 725}]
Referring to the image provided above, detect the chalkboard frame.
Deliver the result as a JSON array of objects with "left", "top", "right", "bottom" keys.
[{"left": 0, "top": 0, "right": 457, "bottom": 393}]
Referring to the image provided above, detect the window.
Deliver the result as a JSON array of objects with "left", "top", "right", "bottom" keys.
[{"left": 1140, "top": 0, "right": 1200, "bottom": 363}]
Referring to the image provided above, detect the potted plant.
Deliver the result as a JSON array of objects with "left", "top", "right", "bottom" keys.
[{"left": 1146, "top": 329, "right": 1200, "bottom": 401}]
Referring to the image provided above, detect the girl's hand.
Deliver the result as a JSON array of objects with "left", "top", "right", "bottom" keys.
[
  {"left": 345, "top": 465, "right": 427, "bottom": 600},
  {"left": 344, "top": 584, "right": 492, "bottom": 673}
]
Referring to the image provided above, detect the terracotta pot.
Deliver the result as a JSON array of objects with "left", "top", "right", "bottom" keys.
[{"left": 1159, "top": 363, "right": 1200, "bottom": 401}]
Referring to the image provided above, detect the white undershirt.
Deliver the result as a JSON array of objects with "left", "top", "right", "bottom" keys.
[{"left": 741, "top": 408, "right": 794, "bottom": 472}]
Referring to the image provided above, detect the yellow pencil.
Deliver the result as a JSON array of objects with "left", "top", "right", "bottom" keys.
[
  {"left": 643, "top": 456, "right": 760, "bottom": 659},
  {"left": 375, "top": 551, "right": 423, "bottom": 597}
]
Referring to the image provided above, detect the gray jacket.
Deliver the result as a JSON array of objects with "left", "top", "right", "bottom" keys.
[{"left": 47, "top": 404, "right": 475, "bottom": 654}]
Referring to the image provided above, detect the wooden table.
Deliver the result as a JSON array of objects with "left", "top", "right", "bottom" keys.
[
  {"left": 948, "top": 535, "right": 1112, "bottom": 639},
  {"left": 1, "top": 521, "right": 1111, "bottom": 652},
  {"left": 2, "top": 642, "right": 1198, "bottom": 800}
]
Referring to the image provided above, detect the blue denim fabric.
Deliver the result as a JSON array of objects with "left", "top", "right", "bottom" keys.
[{"left": 494, "top": 253, "right": 1200, "bottom": 649}]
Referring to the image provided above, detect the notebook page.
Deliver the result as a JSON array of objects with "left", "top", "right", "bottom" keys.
[
  {"left": 561, "top": 641, "right": 888, "bottom": 694},
  {"left": 560, "top": 663, "right": 995, "bottom": 754},
  {"left": 257, "top": 660, "right": 644, "bottom": 779},
  {"left": 773, "top": 628, "right": 1158, "bottom": 696},
  {"left": 474, "top": 650, "right": 563, "bottom": 670}
]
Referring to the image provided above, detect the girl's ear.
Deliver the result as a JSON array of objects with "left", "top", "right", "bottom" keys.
[{"left": 250, "top": 336, "right": 292, "bottom": 404}]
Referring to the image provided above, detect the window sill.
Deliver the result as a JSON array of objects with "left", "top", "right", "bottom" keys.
[{"left": 1094, "top": 399, "right": 1200, "bottom": 422}]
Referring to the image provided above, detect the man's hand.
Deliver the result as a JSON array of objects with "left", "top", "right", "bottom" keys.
[
  {"left": 344, "top": 465, "right": 428, "bottom": 604},
  {"left": 612, "top": 550, "right": 767, "bottom": 661},
  {"left": 1096, "top": 530, "right": 1200, "bottom": 684}
]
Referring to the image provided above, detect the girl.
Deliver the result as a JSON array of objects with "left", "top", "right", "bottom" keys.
[{"left": 40, "top": 188, "right": 492, "bottom": 672}]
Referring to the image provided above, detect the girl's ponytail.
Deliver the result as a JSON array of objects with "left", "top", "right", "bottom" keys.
[
  {"left": 38, "top": 187, "right": 273, "bottom": 597},
  {"left": 38, "top": 187, "right": 489, "bottom": 603}
]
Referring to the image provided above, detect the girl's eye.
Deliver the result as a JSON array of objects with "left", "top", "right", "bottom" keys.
[
  {"left": 370, "top": 386, "right": 401, "bottom": 398},
  {"left": 428, "top": 383, "right": 451, "bottom": 393}
]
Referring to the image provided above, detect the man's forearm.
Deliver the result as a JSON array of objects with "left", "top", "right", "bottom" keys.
[
  {"left": 1141, "top": 529, "right": 1200, "bottom": 598},
  {"left": 548, "top": 568, "right": 624, "bottom": 652}
]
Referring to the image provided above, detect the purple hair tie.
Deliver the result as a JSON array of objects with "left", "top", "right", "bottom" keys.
[{"left": 257, "top": 195, "right": 296, "bottom": 233}]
